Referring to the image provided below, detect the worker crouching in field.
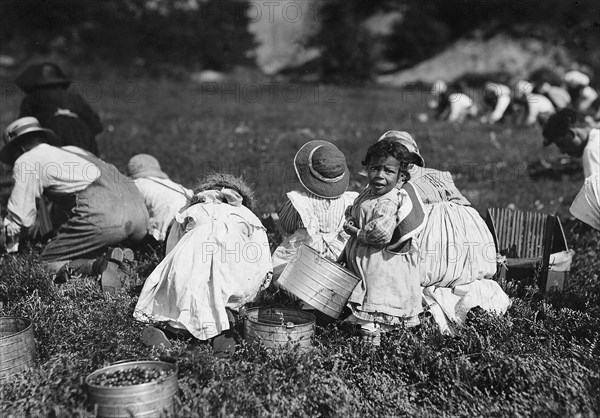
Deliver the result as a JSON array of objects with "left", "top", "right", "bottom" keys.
[
  {"left": 563, "top": 70, "right": 600, "bottom": 117},
  {"left": 480, "top": 82, "right": 513, "bottom": 124},
  {"left": 0, "top": 117, "right": 149, "bottom": 292},
  {"left": 126, "top": 154, "right": 193, "bottom": 253},
  {"left": 134, "top": 173, "right": 273, "bottom": 357},
  {"left": 543, "top": 108, "right": 599, "bottom": 179},
  {"left": 512, "top": 80, "right": 556, "bottom": 127},
  {"left": 16, "top": 62, "right": 103, "bottom": 156},
  {"left": 428, "top": 80, "right": 478, "bottom": 123},
  {"left": 537, "top": 82, "right": 571, "bottom": 111}
]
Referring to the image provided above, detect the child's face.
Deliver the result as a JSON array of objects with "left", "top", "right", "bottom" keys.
[{"left": 367, "top": 155, "right": 401, "bottom": 196}]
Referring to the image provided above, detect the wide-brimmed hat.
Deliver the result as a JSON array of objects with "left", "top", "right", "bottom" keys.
[
  {"left": 126, "top": 154, "right": 169, "bottom": 179},
  {"left": 16, "top": 62, "right": 71, "bottom": 93},
  {"left": 0, "top": 117, "right": 57, "bottom": 164},
  {"left": 377, "top": 131, "right": 425, "bottom": 167},
  {"left": 294, "top": 140, "right": 350, "bottom": 199}
]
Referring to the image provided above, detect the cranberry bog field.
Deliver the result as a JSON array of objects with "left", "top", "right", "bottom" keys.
[{"left": 1, "top": 76, "right": 599, "bottom": 416}]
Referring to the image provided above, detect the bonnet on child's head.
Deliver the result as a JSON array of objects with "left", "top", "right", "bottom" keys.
[
  {"left": 126, "top": 154, "right": 169, "bottom": 179},
  {"left": 195, "top": 173, "right": 257, "bottom": 211},
  {"left": 377, "top": 131, "right": 425, "bottom": 167},
  {"left": 293, "top": 140, "right": 350, "bottom": 199}
]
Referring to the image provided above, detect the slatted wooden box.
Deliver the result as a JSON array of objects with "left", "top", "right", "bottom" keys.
[{"left": 485, "top": 208, "right": 571, "bottom": 291}]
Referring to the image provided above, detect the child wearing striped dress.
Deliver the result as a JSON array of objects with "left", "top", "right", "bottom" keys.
[
  {"left": 342, "top": 140, "right": 427, "bottom": 345},
  {"left": 272, "top": 140, "right": 358, "bottom": 280}
]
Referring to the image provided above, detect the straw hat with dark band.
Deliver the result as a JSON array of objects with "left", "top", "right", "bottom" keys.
[
  {"left": 0, "top": 117, "right": 57, "bottom": 164},
  {"left": 294, "top": 140, "right": 350, "bottom": 199}
]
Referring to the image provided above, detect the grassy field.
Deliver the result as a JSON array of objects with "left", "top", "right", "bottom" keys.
[{"left": 1, "top": 76, "right": 599, "bottom": 417}]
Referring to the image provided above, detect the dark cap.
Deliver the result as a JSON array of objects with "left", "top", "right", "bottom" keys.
[{"left": 16, "top": 62, "right": 71, "bottom": 93}]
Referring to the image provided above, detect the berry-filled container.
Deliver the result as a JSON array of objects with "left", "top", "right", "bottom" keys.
[{"left": 85, "top": 360, "right": 178, "bottom": 417}]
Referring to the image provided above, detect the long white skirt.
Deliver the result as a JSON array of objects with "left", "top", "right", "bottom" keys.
[
  {"left": 418, "top": 202, "right": 510, "bottom": 332},
  {"left": 418, "top": 202, "right": 497, "bottom": 287},
  {"left": 134, "top": 201, "right": 272, "bottom": 340}
]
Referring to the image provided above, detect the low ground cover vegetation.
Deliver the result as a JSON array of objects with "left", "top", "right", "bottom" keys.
[{"left": 1, "top": 78, "right": 599, "bottom": 416}]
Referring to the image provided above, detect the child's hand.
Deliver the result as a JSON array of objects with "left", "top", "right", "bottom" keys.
[{"left": 343, "top": 219, "right": 358, "bottom": 236}]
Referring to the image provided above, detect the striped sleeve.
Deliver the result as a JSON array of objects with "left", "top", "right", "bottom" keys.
[
  {"left": 357, "top": 197, "right": 398, "bottom": 247},
  {"left": 277, "top": 200, "right": 304, "bottom": 233}
]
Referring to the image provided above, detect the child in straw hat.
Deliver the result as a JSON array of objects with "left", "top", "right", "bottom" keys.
[
  {"left": 341, "top": 140, "right": 427, "bottom": 346},
  {"left": 271, "top": 140, "right": 358, "bottom": 280},
  {"left": 126, "top": 154, "right": 193, "bottom": 247}
]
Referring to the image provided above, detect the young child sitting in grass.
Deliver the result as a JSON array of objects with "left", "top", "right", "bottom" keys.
[
  {"left": 272, "top": 140, "right": 358, "bottom": 280},
  {"left": 341, "top": 140, "right": 427, "bottom": 346},
  {"left": 134, "top": 173, "right": 272, "bottom": 356}
]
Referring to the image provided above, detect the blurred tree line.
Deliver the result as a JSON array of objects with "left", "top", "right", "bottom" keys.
[
  {"left": 1, "top": 0, "right": 598, "bottom": 83},
  {"left": 0, "top": 0, "right": 253, "bottom": 73},
  {"left": 311, "top": 0, "right": 600, "bottom": 83}
]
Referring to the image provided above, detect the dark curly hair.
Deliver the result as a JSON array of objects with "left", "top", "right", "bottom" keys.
[
  {"left": 362, "top": 139, "right": 411, "bottom": 181},
  {"left": 193, "top": 173, "right": 257, "bottom": 212},
  {"left": 542, "top": 108, "right": 583, "bottom": 145}
]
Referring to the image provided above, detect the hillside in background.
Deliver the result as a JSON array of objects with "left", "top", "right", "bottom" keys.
[
  {"left": 305, "top": 0, "right": 600, "bottom": 84},
  {"left": 377, "top": 31, "right": 574, "bottom": 86},
  {"left": 0, "top": 0, "right": 598, "bottom": 84}
]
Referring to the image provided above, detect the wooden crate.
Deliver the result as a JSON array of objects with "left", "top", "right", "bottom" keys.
[{"left": 485, "top": 208, "right": 570, "bottom": 291}]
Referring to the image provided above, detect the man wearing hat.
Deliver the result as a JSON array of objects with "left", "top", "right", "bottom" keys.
[
  {"left": 542, "top": 108, "right": 599, "bottom": 179},
  {"left": 16, "top": 62, "right": 103, "bottom": 156},
  {"left": 126, "top": 154, "right": 192, "bottom": 245},
  {"left": 272, "top": 140, "right": 358, "bottom": 280},
  {"left": 1, "top": 117, "right": 149, "bottom": 291}
]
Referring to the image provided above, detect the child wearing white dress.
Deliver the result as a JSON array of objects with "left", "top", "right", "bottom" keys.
[
  {"left": 570, "top": 173, "right": 600, "bottom": 231},
  {"left": 134, "top": 173, "right": 272, "bottom": 343},
  {"left": 126, "top": 154, "right": 193, "bottom": 244},
  {"left": 272, "top": 140, "right": 358, "bottom": 280},
  {"left": 428, "top": 80, "right": 478, "bottom": 123},
  {"left": 342, "top": 140, "right": 427, "bottom": 345}
]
